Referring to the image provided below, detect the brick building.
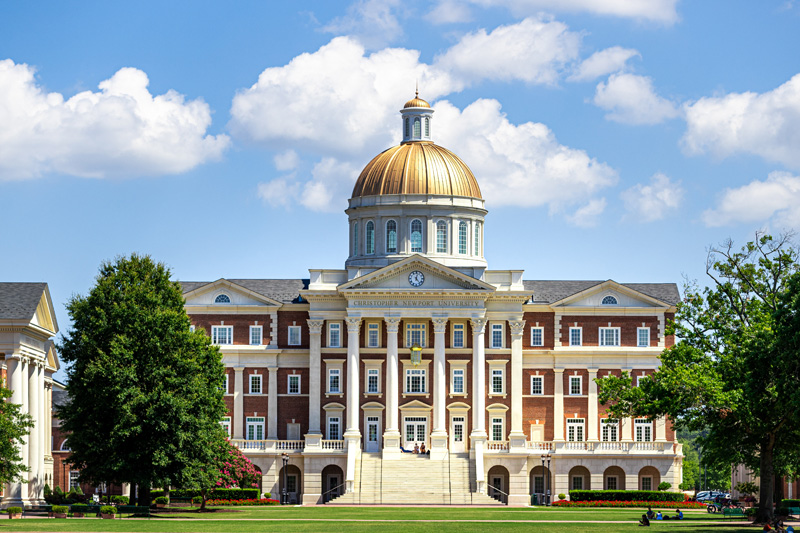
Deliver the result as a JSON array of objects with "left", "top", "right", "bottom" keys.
[{"left": 181, "top": 94, "right": 683, "bottom": 506}]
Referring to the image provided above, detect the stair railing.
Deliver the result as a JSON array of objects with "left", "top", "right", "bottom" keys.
[
  {"left": 321, "top": 482, "right": 346, "bottom": 503},
  {"left": 488, "top": 484, "right": 510, "bottom": 504}
]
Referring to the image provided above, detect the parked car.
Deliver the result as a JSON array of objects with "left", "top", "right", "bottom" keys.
[{"left": 695, "top": 491, "right": 726, "bottom": 502}]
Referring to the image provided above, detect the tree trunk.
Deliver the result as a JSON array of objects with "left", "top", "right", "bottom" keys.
[
  {"left": 199, "top": 488, "right": 207, "bottom": 511},
  {"left": 775, "top": 474, "right": 784, "bottom": 508},
  {"left": 138, "top": 485, "right": 151, "bottom": 508},
  {"left": 756, "top": 439, "right": 775, "bottom": 523}
]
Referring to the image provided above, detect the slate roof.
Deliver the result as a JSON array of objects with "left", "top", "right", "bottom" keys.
[
  {"left": 0, "top": 282, "right": 47, "bottom": 320},
  {"left": 180, "top": 279, "right": 310, "bottom": 304},
  {"left": 523, "top": 280, "right": 680, "bottom": 306}
]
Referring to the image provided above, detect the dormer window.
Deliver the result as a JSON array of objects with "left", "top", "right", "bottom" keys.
[
  {"left": 601, "top": 295, "right": 618, "bottom": 305},
  {"left": 214, "top": 294, "right": 231, "bottom": 304}
]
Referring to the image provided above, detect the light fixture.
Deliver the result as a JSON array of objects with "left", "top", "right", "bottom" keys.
[{"left": 410, "top": 343, "right": 422, "bottom": 366}]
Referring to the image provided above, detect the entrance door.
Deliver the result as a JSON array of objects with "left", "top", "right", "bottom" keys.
[
  {"left": 366, "top": 416, "right": 380, "bottom": 452},
  {"left": 404, "top": 416, "right": 427, "bottom": 449},
  {"left": 491, "top": 476, "right": 504, "bottom": 502},
  {"left": 450, "top": 416, "right": 466, "bottom": 452},
  {"left": 325, "top": 474, "right": 340, "bottom": 503}
]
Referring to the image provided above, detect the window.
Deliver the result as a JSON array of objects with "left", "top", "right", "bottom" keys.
[
  {"left": 367, "top": 368, "right": 379, "bottom": 393},
  {"left": 534, "top": 476, "right": 544, "bottom": 494},
  {"left": 474, "top": 222, "right": 480, "bottom": 255},
  {"left": 365, "top": 221, "right": 375, "bottom": 254},
  {"left": 288, "top": 375, "right": 301, "bottom": 395},
  {"left": 405, "top": 368, "right": 426, "bottom": 393},
  {"left": 569, "top": 327, "right": 582, "bottom": 346},
  {"left": 353, "top": 222, "right": 358, "bottom": 255},
  {"left": 250, "top": 326, "right": 262, "bottom": 346},
  {"left": 567, "top": 418, "right": 585, "bottom": 442},
  {"left": 223, "top": 374, "right": 229, "bottom": 394},
  {"left": 250, "top": 374, "right": 262, "bottom": 394},
  {"left": 328, "top": 416, "right": 340, "bottom": 440},
  {"left": 214, "top": 294, "right": 231, "bottom": 304},
  {"left": 288, "top": 326, "right": 301, "bottom": 346},
  {"left": 189, "top": 325, "right": 195, "bottom": 333},
  {"left": 531, "top": 375, "right": 543, "bottom": 395},
  {"left": 638, "top": 327, "right": 650, "bottom": 347},
  {"left": 328, "top": 368, "right": 340, "bottom": 393},
  {"left": 411, "top": 219, "right": 423, "bottom": 253},
  {"left": 220, "top": 417, "right": 231, "bottom": 437},
  {"left": 60, "top": 439, "right": 71, "bottom": 451},
  {"left": 569, "top": 375, "right": 582, "bottom": 395},
  {"left": 286, "top": 474, "right": 297, "bottom": 493},
  {"left": 572, "top": 476, "right": 583, "bottom": 490},
  {"left": 491, "top": 369, "right": 504, "bottom": 394},
  {"left": 328, "top": 322, "right": 341, "bottom": 348},
  {"left": 491, "top": 417, "right": 504, "bottom": 441},
  {"left": 70, "top": 471, "right": 80, "bottom": 490},
  {"left": 635, "top": 419, "right": 652, "bottom": 442},
  {"left": 601, "top": 419, "right": 618, "bottom": 442},
  {"left": 413, "top": 117, "right": 421, "bottom": 138},
  {"left": 404, "top": 118, "right": 410, "bottom": 137},
  {"left": 246, "top": 417, "right": 265, "bottom": 440},
  {"left": 405, "top": 322, "right": 426, "bottom": 348},
  {"left": 458, "top": 221, "right": 468, "bottom": 254},
  {"left": 602, "top": 295, "right": 618, "bottom": 305},
  {"left": 642, "top": 477, "right": 652, "bottom": 491},
  {"left": 599, "top": 327, "right": 620, "bottom": 346},
  {"left": 606, "top": 476, "right": 618, "bottom": 490},
  {"left": 436, "top": 221, "right": 447, "bottom": 253},
  {"left": 452, "top": 368, "right": 464, "bottom": 394},
  {"left": 367, "top": 322, "right": 379, "bottom": 348},
  {"left": 424, "top": 117, "right": 430, "bottom": 137},
  {"left": 452, "top": 323, "right": 464, "bottom": 348},
  {"left": 530, "top": 327, "right": 543, "bottom": 347},
  {"left": 386, "top": 220, "right": 397, "bottom": 253},
  {"left": 491, "top": 323, "right": 504, "bottom": 348},
  {"left": 212, "top": 325, "right": 233, "bottom": 345}
]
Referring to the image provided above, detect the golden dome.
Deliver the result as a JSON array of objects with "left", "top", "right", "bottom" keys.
[
  {"left": 351, "top": 142, "right": 482, "bottom": 199},
  {"left": 403, "top": 94, "right": 430, "bottom": 109}
]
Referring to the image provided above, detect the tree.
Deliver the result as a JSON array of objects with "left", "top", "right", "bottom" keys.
[
  {"left": 188, "top": 438, "right": 261, "bottom": 510},
  {"left": 597, "top": 233, "right": 800, "bottom": 523},
  {"left": 0, "top": 377, "right": 33, "bottom": 486},
  {"left": 58, "top": 254, "right": 228, "bottom": 506}
]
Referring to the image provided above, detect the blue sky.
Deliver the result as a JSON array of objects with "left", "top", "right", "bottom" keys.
[{"left": 2, "top": 1, "right": 799, "bottom": 380}]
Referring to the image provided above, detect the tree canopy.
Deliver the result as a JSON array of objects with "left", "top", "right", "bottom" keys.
[
  {"left": 597, "top": 233, "right": 800, "bottom": 522},
  {"left": 0, "top": 377, "right": 33, "bottom": 486},
  {"left": 58, "top": 254, "right": 228, "bottom": 505}
]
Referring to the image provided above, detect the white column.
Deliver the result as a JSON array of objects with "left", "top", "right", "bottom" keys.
[
  {"left": 344, "top": 317, "right": 362, "bottom": 493},
  {"left": 430, "top": 318, "right": 448, "bottom": 458},
  {"left": 4, "top": 356, "right": 24, "bottom": 505},
  {"left": 588, "top": 369, "right": 598, "bottom": 441},
  {"left": 267, "top": 367, "right": 279, "bottom": 439},
  {"left": 19, "top": 357, "right": 29, "bottom": 502},
  {"left": 28, "top": 363, "right": 40, "bottom": 502},
  {"left": 383, "top": 318, "right": 401, "bottom": 456},
  {"left": 553, "top": 369, "right": 564, "bottom": 441},
  {"left": 470, "top": 319, "right": 487, "bottom": 437},
  {"left": 233, "top": 367, "right": 245, "bottom": 439},
  {"left": 655, "top": 416, "right": 667, "bottom": 442},
  {"left": 35, "top": 363, "right": 46, "bottom": 502},
  {"left": 307, "top": 319, "right": 324, "bottom": 435},
  {"left": 508, "top": 320, "right": 526, "bottom": 448}
]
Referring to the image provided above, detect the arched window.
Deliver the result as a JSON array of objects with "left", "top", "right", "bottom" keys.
[
  {"left": 386, "top": 220, "right": 397, "bottom": 253},
  {"left": 60, "top": 439, "right": 71, "bottom": 451},
  {"left": 458, "top": 221, "right": 468, "bottom": 254},
  {"left": 411, "top": 219, "right": 423, "bottom": 253},
  {"left": 602, "top": 295, "right": 618, "bottom": 305},
  {"left": 404, "top": 118, "right": 410, "bottom": 138},
  {"left": 214, "top": 294, "right": 231, "bottom": 304},
  {"left": 474, "top": 222, "right": 480, "bottom": 256},
  {"left": 366, "top": 221, "right": 375, "bottom": 255},
  {"left": 436, "top": 221, "right": 447, "bottom": 253},
  {"left": 425, "top": 117, "right": 430, "bottom": 137},
  {"left": 413, "top": 117, "right": 421, "bottom": 138},
  {"left": 353, "top": 222, "right": 358, "bottom": 256}
]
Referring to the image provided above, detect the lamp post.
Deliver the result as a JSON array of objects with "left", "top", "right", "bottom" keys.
[
  {"left": 541, "top": 453, "right": 552, "bottom": 506},
  {"left": 281, "top": 453, "right": 289, "bottom": 505}
]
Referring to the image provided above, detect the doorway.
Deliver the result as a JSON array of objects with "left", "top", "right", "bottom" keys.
[
  {"left": 404, "top": 416, "right": 427, "bottom": 448},
  {"left": 365, "top": 416, "right": 380, "bottom": 452},
  {"left": 450, "top": 416, "right": 466, "bottom": 452}
]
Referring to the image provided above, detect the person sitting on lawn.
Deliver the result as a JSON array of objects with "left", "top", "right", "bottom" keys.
[
  {"left": 675, "top": 509, "right": 683, "bottom": 519},
  {"left": 656, "top": 511, "right": 663, "bottom": 520},
  {"left": 646, "top": 507, "right": 655, "bottom": 519},
  {"left": 639, "top": 514, "right": 651, "bottom": 527}
]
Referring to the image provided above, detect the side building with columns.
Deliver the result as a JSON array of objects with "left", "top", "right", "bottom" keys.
[
  {"left": 181, "top": 94, "right": 683, "bottom": 506},
  {"left": 0, "top": 282, "right": 60, "bottom": 508}
]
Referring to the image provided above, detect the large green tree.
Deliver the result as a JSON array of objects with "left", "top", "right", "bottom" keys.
[
  {"left": 597, "top": 233, "right": 800, "bottom": 523},
  {"left": 58, "top": 254, "right": 228, "bottom": 506},
  {"left": 0, "top": 377, "right": 33, "bottom": 486}
]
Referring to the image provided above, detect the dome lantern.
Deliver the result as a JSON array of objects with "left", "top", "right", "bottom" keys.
[{"left": 400, "top": 89, "right": 433, "bottom": 143}]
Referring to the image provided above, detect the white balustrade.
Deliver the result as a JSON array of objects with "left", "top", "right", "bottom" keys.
[
  {"left": 230, "top": 439, "right": 305, "bottom": 452},
  {"left": 486, "top": 441, "right": 509, "bottom": 451},
  {"left": 276, "top": 440, "right": 305, "bottom": 451},
  {"left": 526, "top": 441, "right": 555, "bottom": 451},
  {"left": 563, "top": 441, "right": 594, "bottom": 451},
  {"left": 322, "top": 440, "right": 345, "bottom": 450},
  {"left": 631, "top": 442, "right": 664, "bottom": 452},
  {"left": 597, "top": 441, "right": 629, "bottom": 452}
]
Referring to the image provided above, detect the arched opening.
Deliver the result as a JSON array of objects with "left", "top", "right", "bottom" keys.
[
  {"left": 252, "top": 464, "right": 263, "bottom": 496},
  {"left": 638, "top": 466, "right": 661, "bottom": 491},
  {"left": 386, "top": 220, "right": 397, "bottom": 253},
  {"left": 436, "top": 221, "right": 447, "bottom": 253},
  {"left": 410, "top": 219, "right": 423, "bottom": 253},
  {"left": 603, "top": 465, "right": 626, "bottom": 490},
  {"left": 321, "top": 464, "right": 345, "bottom": 503},
  {"left": 214, "top": 294, "right": 231, "bottom": 304},
  {"left": 424, "top": 116, "right": 430, "bottom": 137},
  {"left": 458, "top": 221, "right": 468, "bottom": 254},
  {"left": 488, "top": 465, "right": 509, "bottom": 504},
  {"left": 602, "top": 295, "right": 618, "bottom": 305},
  {"left": 365, "top": 221, "right": 375, "bottom": 255},
  {"left": 568, "top": 465, "right": 591, "bottom": 492},
  {"left": 279, "top": 464, "right": 302, "bottom": 504},
  {"left": 530, "top": 465, "right": 552, "bottom": 504},
  {"left": 413, "top": 117, "right": 421, "bottom": 138}
]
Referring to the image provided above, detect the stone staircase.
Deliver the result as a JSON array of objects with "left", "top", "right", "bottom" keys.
[{"left": 328, "top": 452, "right": 503, "bottom": 505}]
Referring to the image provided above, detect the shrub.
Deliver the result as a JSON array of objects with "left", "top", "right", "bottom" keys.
[
  {"left": 154, "top": 496, "right": 169, "bottom": 505},
  {"left": 263, "top": 492, "right": 271, "bottom": 499},
  {"left": 781, "top": 499, "right": 800, "bottom": 507},
  {"left": 6, "top": 507, "right": 23, "bottom": 515},
  {"left": 552, "top": 500, "right": 706, "bottom": 509},
  {"left": 777, "top": 506, "right": 790, "bottom": 516},
  {"left": 745, "top": 507, "right": 758, "bottom": 517},
  {"left": 52, "top": 505, "right": 69, "bottom": 514},
  {"left": 658, "top": 482, "right": 672, "bottom": 491},
  {"left": 111, "top": 496, "right": 129, "bottom": 505},
  {"left": 734, "top": 481, "right": 759, "bottom": 496},
  {"left": 99, "top": 505, "right": 117, "bottom": 515},
  {"left": 557, "top": 493, "right": 566, "bottom": 500},
  {"left": 568, "top": 490, "right": 684, "bottom": 503},
  {"left": 44, "top": 484, "right": 52, "bottom": 498},
  {"left": 204, "top": 498, "right": 280, "bottom": 506},
  {"left": 70, "top": 504, "right": 90, "bottom": 512},
  {"left": 162, "top": 488, "right": 260, "bottom": 500}
]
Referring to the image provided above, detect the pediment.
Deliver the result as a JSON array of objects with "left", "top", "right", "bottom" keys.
[
  {"left": 552, "top": 280, "right": 668, "bottom": 308},
  {"left": 31, "top": 288, "right": 57, "bottom": 335},
  {"left": 184, "top": 279, "right": 282, "bottom": 307},
  {"left": 399, "top": 399, "right": 433, "bottom": 411},
  {"left": 45, "top": 341, "right": 60, "bottom": 372}
]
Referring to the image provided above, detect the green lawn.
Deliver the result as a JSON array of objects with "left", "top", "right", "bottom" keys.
[{"left": 7, "top": 506, "right": 760, "bottom": 532}]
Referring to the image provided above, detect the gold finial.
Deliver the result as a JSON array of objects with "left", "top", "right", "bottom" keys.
[{"left": 415, "top": 80, "right": 418, "bottom": 98}]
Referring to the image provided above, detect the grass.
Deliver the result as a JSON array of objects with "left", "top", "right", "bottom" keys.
[{"left": 7, "top": 506, "right": 760, "bottom": 532}]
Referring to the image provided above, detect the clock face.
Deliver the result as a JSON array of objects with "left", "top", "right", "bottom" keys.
[{"left": 408, "top": 271, "right": 425, "bottom": 287}]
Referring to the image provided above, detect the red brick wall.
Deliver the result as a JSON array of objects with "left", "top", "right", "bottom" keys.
[
  {"left": 189, "top": 314, "right": 272, "bottom": 345},
  {"left": 665, "top": 313, "right": 675, "bottom": 347},
  {"left": 277, "top": 311, "right": 310, "bottom": 348},
  {"left": 523, "top": 312, "right": 555, "bottom": 349},
  {"left": 560, "top": 316, "right": 661, "bottom": 346}
]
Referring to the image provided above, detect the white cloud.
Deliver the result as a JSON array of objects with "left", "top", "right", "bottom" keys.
[
  {"left": 0, "top": 60, "right": 229, "bottom": 180},
  {"left": 321, "top": 0, "right": 404, "bottom": 49},
  {"left": 435, "top": 16, "right": 582, "bottom": 86},
  {"left": 682, "top": 74, "right": 800, "bottom": 169},
  {"left": 621, "top": 173, "right": 683, "bottom": 222},
  {"left": 566, "top": 198, "right": 607, "bottom": 227},
  {"left": 274, "top": 150, "right": 299, "bottom": 171},
  {"left": 300, "top": 158, "right": 361, "bottom": 212},
  {"left": 466, "top": 0, "right": 679, "bottom": 23},
  {"left": 702, "top": 171, "right": 800, "bottom": 228},
  {"left": 593, "top": 73, "right": 679, "bottom": 125},
  {"left": 257, "top": 174, "right": 300, "bottom": 208},
  {"left": 428, "top": 0, "right": 474, "bottom": 24},
  {"left": 568, "top": 46, "right": 640, "bottom": 82}
]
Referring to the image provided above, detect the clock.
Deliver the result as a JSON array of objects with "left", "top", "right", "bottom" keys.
[{"left": 408, "top": 271, "right": 425, "bottom": 287}]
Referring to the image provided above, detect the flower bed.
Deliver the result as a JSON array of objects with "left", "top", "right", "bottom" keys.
[
  {"left": 552, "top": 500, "right": 706, "bottom": 509},
  {"left": 205, "top": 498, "right": 280, "bottom": 506}
]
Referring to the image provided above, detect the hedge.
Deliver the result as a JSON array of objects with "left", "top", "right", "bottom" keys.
[
  {"left": 569, "top": 490, "right": 685, "bottom": 502},
  {"left": 151, "top": 488, "right": 260, "bottom": 500},
  {"left": 553, "top": 500, "right": 705, "bottom": 509},
  {"left": 781, "top": 499, "right": 800, "bottom": 507}
]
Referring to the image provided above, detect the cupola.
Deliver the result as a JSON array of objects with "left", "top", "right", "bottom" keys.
[{"left": 400, "top": 90, "right": 433, "bottom": 143}]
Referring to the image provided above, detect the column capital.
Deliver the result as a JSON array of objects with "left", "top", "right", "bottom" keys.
[
  {"left": 345, "top": 317, "right": 362, "bottom": 334},
  {"left": 508, "top": 320, "right": 526, "bottom": 336},
  {"left": 432, "top": 317, "right": 448, "bottom": 333},
  {"left": 588, "top": 368, "right": 599, "bottom": 375},
  {"left": 307, "top": 319, "right": 324, "bottom": 335},
  {"left": 234, "top": 366, "right": 245, "bottom": 373},
  {"left": 384, "top": 317, "right": 401, "bottom": 332},
  {"left": 470, "top": 318, "right": 487, "bottom": 333},
  {"left": 267, "top": 366, "right": 279, "bottom": 373},
  {"left": 553, "top": 368, "right": 565, "bottom": 374}
]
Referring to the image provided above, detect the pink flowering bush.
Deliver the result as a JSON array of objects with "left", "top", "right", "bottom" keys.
[
  {"left": 215, "top": 441, "right": 260, "bottom": 489},
  {"left": 552, "top": 500, "right": 706, "bottom": 509}
]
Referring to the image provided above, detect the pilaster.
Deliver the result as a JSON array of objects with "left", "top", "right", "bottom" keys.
[
  {"left": 508, "top": 320, "right": 526, "bottom": 451},
  {"left": 587, "top": 368, "right": 598, "bottom": 441},
  {"left": 382, "top": 317, "right": 401, "bottom": 458},
  {"left": 233, "top": 367, "right": 245, "bottom": 439},
  {"left": 307, "top": 319, "right": 324, "bottom": 435},
  {"left": 267, "top": 366, "right": 279, "bottom": 439},
  {"left": 470, "top": 318, "right": 487, "bottom": 439},
  {"left": 430, "top": 317, "right": 448, "bottom": 459},
  {"left": 553, "top": 368, "right": 564, "bottom": 441}
]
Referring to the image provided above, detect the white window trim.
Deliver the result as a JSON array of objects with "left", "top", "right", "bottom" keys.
[
  {"left": 249, "top": 373, "right": 262, "bottom": 395},
  {"left": 328, "top": 368, "right": 341, "bottom": 394},
  {"left": 363, "top": 360, "right": 383, "bottom": 395},
  {"left": 220, "top": 416, "right": 231, "bottom": 437},
  {"left": 404, "top": 367, "right": 428, "bottom": 394},
  {"left": 366, "top": 321, "right": 381, "bottom": 348},
  {"left": 288, "top": 374, "right": 301, "bottom": 395},
  {"left": 401, "top": 359, "right": 431, "bottom": 398},
  {"left": 487, "top": 360, "right": 508, "bottom": 398},
  {"left": 250, "top": 325, "right": 263, "bottom": 346},
  {"left": 223, "top": 374, "right": 229, "bottom": 395},
  {"left": 214, "top": 293, "right": 232, "bottom": 304},
  {"left": 385, "top": 219, "right": 398, "bottom": 254},
  {"left": 365, "top": 220, "right": 375, "bottom": 255},
  {"left": 212, "top": 325, "right": 233, "bottom": 345},
  {"left": 327, "top": 415, "right": 341, "bottom": 441},
  {"left": 491, "top": 368, "right": 504, "bottom": 395},
  {"left": 450, "top": 321, "right": 466, "bottom": 349},
  {"left": 599, "top": 327, "right": 621, "bottom": 347},
  {"left": 405, "top": 321, "right": 427, "bottom": 348},
  {"left": 530, "top": 375, "right": 544, "bottom": 395},
  {"left": 246, "top": 416, "right": 265, "bottom": 441},
  {"left": 601, "top": 418, "right": 619, "bottom": 442},
  {"left": 566, "top": 418, "right": 585, "bottom": 442},
  {"left": 410, "top": 219, "right": 424, "bottom": 253},
  {"left": 637, "top": 327, "right": 650, "bottom": 347},
  {"left": 449, "top": 361, "right": 468, "bottom": 397},
  {"left": 530, "top": 326, "right": 544, "bottom": 347},
  {"left": 490, "top": 416, "right": 505, "bottom": 442},
  {"left": 490, "top": 322, "right": 504, "bottom": 349},
  {"left": 324, "top": 360, "right": 345, "bottom": 397},
  {"left": 328, "top": 321, "right": 342, "bottom": 348},
  {"left": 288, "top": 325, "right": 301, "bottom": 346},
  {"left": 641, "top": 476, "right": 653, "bottom": 491},
  {"left": 601, "top": 294, "right": 618, "bottom": 305},
  {"left": 569, "top": 375, "right": 583, "bottom": 396},
  {"left": 635, "top": 419, "right": 653, "bottom": 442},
  {"left": 569, "top": 327, "right": 582, "bottom": 347}
]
